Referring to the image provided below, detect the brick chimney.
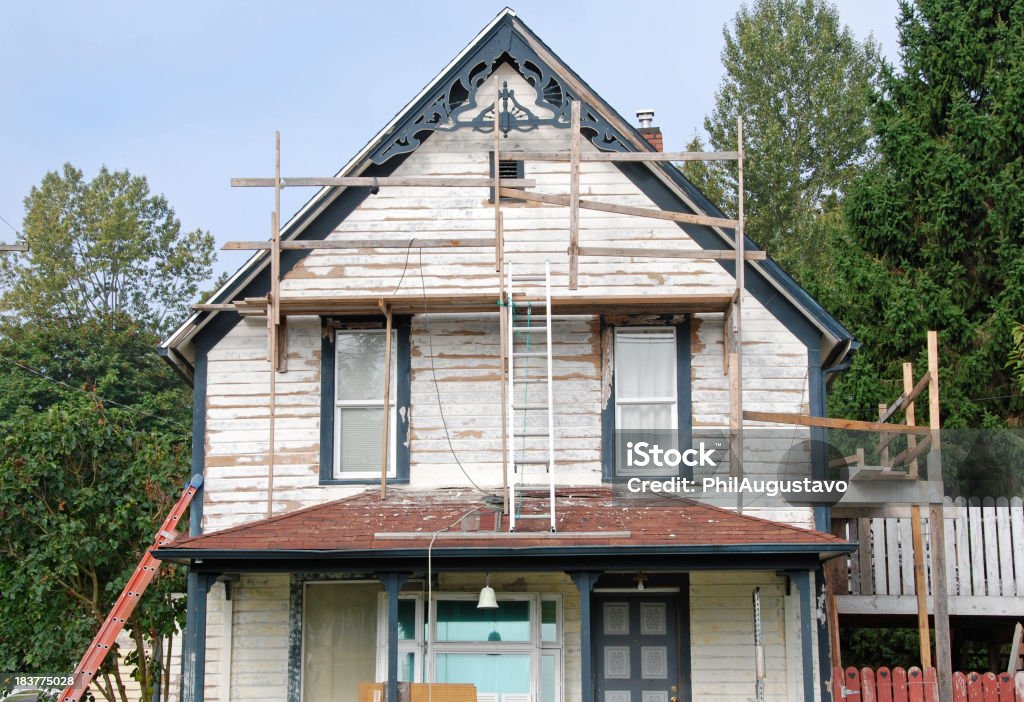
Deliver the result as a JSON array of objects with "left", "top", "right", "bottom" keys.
[{"left": 636, "top": 109, "right": 663, "bottom": 152}]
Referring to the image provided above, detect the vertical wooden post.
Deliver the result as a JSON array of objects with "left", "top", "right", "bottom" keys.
[
  {"left": 494, "top": 96, "right": 503, "bottom": 275},
  {"left": 270, "top": 132, "right": 282, "bottom": 370},
  {"left": 379, "top": 301, "right": 393, "bottom": 500},
  {"left": 266, "top": 131, "right": 282, "bottom": 519},
  {"left": 497, "top": 211, "right": 509, "bottom": 513},
  {"left": 926, "top": 330, "right": 953, "bottom": 702},
  {"left": 826, "top": 520, "right": 846, "bottom": 671},
  {"left": 906, "top": 360, "right": 932, "bottom": 667},
  {"left": 495, "top": 93, "right": 507, "bottom": 517},
  {"left": 911, "top": 504, "right": 932, "bottom": 667},
  {"left": 267, "top": 208, "right": 278, "bottom": 520},
  {"left": 879, "top": 404, "right": 890, "bottom": 466},
  {"left": 568, "top": 99, "right": 581, "bottom": 290},
  {"left": 729, "top": 117, "right": 745, "bottom": 504}
]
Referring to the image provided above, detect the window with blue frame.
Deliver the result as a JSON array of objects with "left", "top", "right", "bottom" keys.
[
  {"left": 320, "top": 319, "right": 411, "bottom": 483},
  {"left": 604, "top": 321, "right": 692, "bottom": 479}
]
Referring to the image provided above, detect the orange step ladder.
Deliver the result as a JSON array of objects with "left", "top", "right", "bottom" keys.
[{"left": 59, "top": 474, "right": 203, "bottom": 702}]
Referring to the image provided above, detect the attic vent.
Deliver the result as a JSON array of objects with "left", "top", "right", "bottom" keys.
[
  {"left": 498, "top": 159, "right": 521, "bottom": 179},
  {"left": 490, "top": 153, "right": 524, "bottom": 202}
]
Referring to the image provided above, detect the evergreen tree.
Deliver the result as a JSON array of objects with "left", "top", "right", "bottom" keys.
[{"left": 838, "top": 0, "right": 1024, "bottom": 431}]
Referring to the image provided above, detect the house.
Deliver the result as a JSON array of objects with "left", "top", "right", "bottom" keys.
[{"left": 156, "top": 9, "right": 860, "bottom": 702}]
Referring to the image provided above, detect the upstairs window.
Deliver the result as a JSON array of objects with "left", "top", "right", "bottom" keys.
[
  {"left": 320, "top": 320, "right": 410, "bottom": 484},
  {"left": 606, "top": 323, "right": 692, "bottom": 479},
  {"left": 334, "top": 329, "right": 397, "bottom": 478}
]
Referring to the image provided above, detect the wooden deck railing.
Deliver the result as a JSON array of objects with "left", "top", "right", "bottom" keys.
[{"left": 840, "top": 497, "right": 1023, "bottom": 599}]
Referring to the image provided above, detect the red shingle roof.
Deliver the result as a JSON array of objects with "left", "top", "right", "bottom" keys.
[{"left": 160, "top": 487, "right": 846, "bottom": 554}]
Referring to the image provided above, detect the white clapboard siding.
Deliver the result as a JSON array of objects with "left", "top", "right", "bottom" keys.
[
  {"left": 690, "top": 572, "right": 791, "bottom": 702},
  {"left": 845, "top": 497, "right": 1023, "bottom": 601}
]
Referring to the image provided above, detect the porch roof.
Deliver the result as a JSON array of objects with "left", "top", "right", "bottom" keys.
[{"left": 156, "top": 488, "right": 851, "bottom": 568}]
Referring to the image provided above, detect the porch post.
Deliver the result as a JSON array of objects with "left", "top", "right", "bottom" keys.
[
  {"left": 792, "top": 571, "right": 815, "bottom": 702},
  {"left": 180, "top": 570, "right": 217, "bottom": 702},
  {"left": 381, "top": 572, "right": 410, "bottom": 702},
  {"left": 570, "top": 572, "right": 599, "bottom": 702}
]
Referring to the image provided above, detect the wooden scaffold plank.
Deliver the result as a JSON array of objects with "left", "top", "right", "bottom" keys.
[
  {"left": 496, "top": 187, "right": 740, "bottom": 229},
  {"left": 222, "top": 237, "right": 496, "bottom": 250},
  {"left": 512, "top": 150, "right": 741, "bottom": 162},
  {"left": 577, "top": 245, "right": 766, "bottom": 260},
  {"left": 744, "top": 411, "right": 931, "bottom": 436},
  {"left": 231, "top": 176, "right": 536, "bottom": 188}
]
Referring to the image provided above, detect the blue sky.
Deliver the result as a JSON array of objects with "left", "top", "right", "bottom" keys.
[{"left": 0, "top": 0, "right": 900, "bottom": 281}]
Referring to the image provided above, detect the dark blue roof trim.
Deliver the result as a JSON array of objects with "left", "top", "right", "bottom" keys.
[{"left": 155, "top": 543, "right": 851, "bottom": 573}]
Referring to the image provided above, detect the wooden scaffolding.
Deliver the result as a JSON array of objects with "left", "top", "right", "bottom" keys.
[
  {"left": 206, "top": 109, "right": 757, "bottom": 517},
  {"left": 205, "top": 105, "right": 954, "bottom": 697}
]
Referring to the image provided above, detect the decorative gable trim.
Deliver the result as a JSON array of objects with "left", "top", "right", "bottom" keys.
[{"left": 369, "top": 18, "right": 630, "bottom": 164}]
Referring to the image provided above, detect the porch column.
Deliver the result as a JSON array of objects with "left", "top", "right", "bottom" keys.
[
  {"left": 380, "top": 572, "right": 410, "bottom": 702},
  {"left": 180, "top": 570, "right": 217, "bottom": 702},
  {"left": 792, "top": 571, "right": 815, "bottom": 702},
  {"left": 570, "top": 572, "right": 599, "bottom": 702}
]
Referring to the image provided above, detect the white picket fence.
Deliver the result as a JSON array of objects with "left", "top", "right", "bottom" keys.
[{"left": 845, "top": 496, "right": 1024, "bottom": 598}]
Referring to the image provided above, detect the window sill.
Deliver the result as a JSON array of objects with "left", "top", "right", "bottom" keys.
[{"left": 318, "top": 477, "right": 410, "bottom": 486}]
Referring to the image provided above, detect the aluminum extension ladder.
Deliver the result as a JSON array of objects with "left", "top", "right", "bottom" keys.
[
  {"left": 58, "top": 474, "right": 204, "bottom": 702},
  {"left": 505, "top": 260, "right": 556, "bottom": 532}
]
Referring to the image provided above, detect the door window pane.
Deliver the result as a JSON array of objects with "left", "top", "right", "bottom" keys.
[
  {"left": 303, "top": 583, "right": 380, "bottom": 702},
  {"left": 397, "top": 599, "right": 416, "bottom": 640},
  {"left": 435, "top": 653, "right": 531, "bottom": 698},
  {"left": 399, "top": 651, "right": 415, "bottom": 682},
  {"left": 435, "top": 600, "right": 530, "bottom": 642},
  {"left": 541, "top": 654, "right": 557, "bottom": 702},
  {"left": 541, "top": 600, "right": 558, "bottom": 642}
]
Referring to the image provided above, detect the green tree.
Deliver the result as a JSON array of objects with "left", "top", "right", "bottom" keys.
[
  {"left": 0, "top": 315, "right": 189, "bottom": 423},
  {"left": 682, "top": 0, "right": 880, "bottom": 278},
  {"left": 0, "top": 165, "right": 206, "bottom": 700},
  {"left": 0, "top": 393, "right": 189, "bottom": 702},
  {"left": 0, "top": 164, "right": 215, "bottom": 336},
  {"left": 837, "top": 0, "right": 1024, "bottom": 431}
]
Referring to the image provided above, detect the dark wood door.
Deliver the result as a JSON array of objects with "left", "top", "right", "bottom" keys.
[{"left": 593, "top": 596, "right": 681, "bottom": 702}]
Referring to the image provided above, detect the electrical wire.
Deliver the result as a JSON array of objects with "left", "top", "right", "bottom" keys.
[
  {"left": 0, "top": 350, "right": 190, "bottom": 430},
  {"left": 0, "top": 213, "right": 19, "bottom": 234},
  {"left": 417, "top": 247, "right": 497, "bottom": 497},
  {"left": 390, "top": 239, "right": 417, "bottom": 296},
  {"left": 425, "top": 503, "right": 487, "bottom": 689}
]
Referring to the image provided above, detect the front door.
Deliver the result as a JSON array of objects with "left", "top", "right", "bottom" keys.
[{"left": 594, "top": 596, "right": 680, "bottom": 702}]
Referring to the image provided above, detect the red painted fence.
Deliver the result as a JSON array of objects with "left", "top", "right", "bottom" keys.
[{"left": 832, "top": 667, "right": 1024, "bottom": 701}]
